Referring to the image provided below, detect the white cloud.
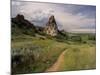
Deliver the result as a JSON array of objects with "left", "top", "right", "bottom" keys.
[
  {"left": 11, "top": 1, "right": 96, "bottom": 33},
  {"left": 52, "top": 9, "right": 95, "bottom": 32},
  {"left": 12, "top": 1, "right": 21, "bottom": 6}
]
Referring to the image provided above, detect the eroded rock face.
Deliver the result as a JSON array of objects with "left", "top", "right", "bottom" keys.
[
  {"left": 12, "top": 14, "right": 59, "bottom": 36},
  {"left": 11, "top": 14, "right": 37, "bottom": 36},
  {"left": 12, "top": 14, "right": 36, "bottom": 29},
  {"left": 44, "top": 15, "right": 58, "bottom": 36}
]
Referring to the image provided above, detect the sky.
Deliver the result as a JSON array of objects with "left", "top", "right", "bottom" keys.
[{"left": 11, "top": 0, "right": 96, "bottom": 33}]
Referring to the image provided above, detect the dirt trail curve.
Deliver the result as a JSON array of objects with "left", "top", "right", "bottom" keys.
[{"left": 45, "top": 49, "right": 68, "bottom": 72}]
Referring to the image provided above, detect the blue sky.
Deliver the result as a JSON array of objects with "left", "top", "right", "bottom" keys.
[{"left": 11, "top": 1, "right": 96, "bottom": 33}]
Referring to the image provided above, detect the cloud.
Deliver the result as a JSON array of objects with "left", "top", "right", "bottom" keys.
[
  {"left": 11, "top": 1, "right": 96, "bottom": 33},
  {"left": 53, "top": 11, "right": 96, "bottom": 31}
]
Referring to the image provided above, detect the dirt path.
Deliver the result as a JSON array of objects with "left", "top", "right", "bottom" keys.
[{"left": 45, "top": 50, "right": 68, "bottom": 72}]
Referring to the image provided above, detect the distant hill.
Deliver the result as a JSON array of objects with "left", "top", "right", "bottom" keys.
[{"left": 11, "top": 14, "right": 37, "bottom": 36}]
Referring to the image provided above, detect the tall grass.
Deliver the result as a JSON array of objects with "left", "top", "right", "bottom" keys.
[
  {"left": 11, "top": 33, "right": 96, "bottom": 74},
  {"left": 11, "top": 37, "right": 68, "bottom": 74},
  {"left": 58, "top": 44, "right": 96, "bottom": 71}
]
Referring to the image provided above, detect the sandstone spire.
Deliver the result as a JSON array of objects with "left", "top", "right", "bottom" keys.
[{"left": 44, "top": 15, "right": 58, "bottom": 36}]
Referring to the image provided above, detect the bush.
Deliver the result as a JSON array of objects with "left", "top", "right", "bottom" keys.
[
  {"left": 70, "top": 36, "right": 82, "bottom": 42},
  {"left": 88, "top": 35, "right": 96, "bottom": 40},
  {"left": 11, "top": 47, "right": 36, "bottom": 74}
]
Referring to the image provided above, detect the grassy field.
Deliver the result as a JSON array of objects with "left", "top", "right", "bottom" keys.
[
  {"left": 11, "top": 34, "right": 96, "bottom": 74},
  {"left": 57, "top": 44, "right": 96, "bottom": 71},
  {"left": 11, "top": 35, "right": 68, "bottom": 74}
]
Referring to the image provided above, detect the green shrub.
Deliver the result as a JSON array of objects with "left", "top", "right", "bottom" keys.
[{"left": 70, "top": 36, "right": 82, "bottom": 42}]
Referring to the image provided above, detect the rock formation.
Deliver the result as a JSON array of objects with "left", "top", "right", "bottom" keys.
[
  {"left": 12, "top": 14, "right": 36, "bottom": 29},
  {"left": 44, "top": 15, "right": 58, "bottom": 36},
  {"left": 11, "top": 14, "right": 37, "bottom": 36}
]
